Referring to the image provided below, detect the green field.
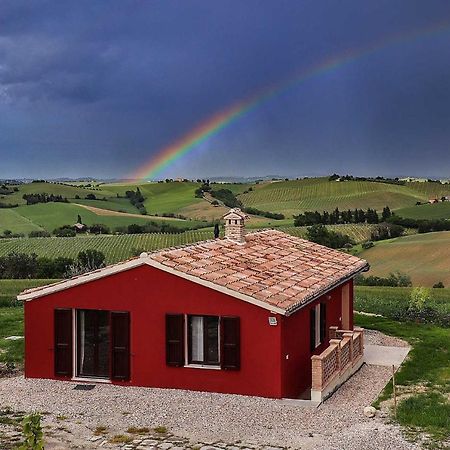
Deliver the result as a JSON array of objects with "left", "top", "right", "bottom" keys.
[
  {"left": 360, "top": 231, "right": 450, "bottom": 286},
  {"left": 3, "top": 178, "right": 450, "bottom": 235},
  {"left": 0, "top": 203, "right": 202, "bottom": 234},
  {"left": 396, "top": 201, "right": 450, "bottom": 220},
  {"left": 238, "top": 178, "right": 450, "bottom": 217}
]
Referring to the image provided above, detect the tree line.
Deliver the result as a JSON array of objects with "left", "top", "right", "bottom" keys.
[
  {"left": 22, "top": 193, "right": 69, "bottom": 205},
  {"left": 294, "top": 206, "right": 392, "bottom": 227},
  {"left": 0, "top": 250, "right": 106, "bottom": 279}
]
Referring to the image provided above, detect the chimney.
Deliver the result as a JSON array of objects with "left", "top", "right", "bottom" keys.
[{"left": 222, "top": 208, "right": 248, "bottom": 244}]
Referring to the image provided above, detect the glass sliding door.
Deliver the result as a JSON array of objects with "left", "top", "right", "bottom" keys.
[{"left": 77, "top": 310, "right": 110, "bottom": 378}]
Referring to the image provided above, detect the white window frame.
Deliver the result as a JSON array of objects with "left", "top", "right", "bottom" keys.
[
  {"left": 184, "top": 314, "right": 221, "bottom": 369},
  {"left": 315, "top": 304, "right": 321, "bottom": 348}
]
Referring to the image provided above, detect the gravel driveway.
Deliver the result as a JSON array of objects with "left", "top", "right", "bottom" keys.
[{"left": 0, "top": 362, "right": 417, "bottom": 450}]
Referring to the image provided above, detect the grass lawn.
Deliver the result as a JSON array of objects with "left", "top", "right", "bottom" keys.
[
  {"left": 355, "top": 313, "right": 450, "bottom": 441},
  {"left": 0, "top": 280, "right": 58, "bottom": 364},
  {"left": 359, "top": 231, "right": 450, "bottom": 287},
  {"left": 0, "top": 307, "right": 24, "bottom": 364}
]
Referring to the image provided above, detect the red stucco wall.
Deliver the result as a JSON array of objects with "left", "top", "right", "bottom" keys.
[
  {"left": 24, "top": 264, "right": 353, "bottom": 399},
  {"left": 280, "top": 283, "right": 349, "bottom": 399},
  {"left": 25, "top": 264, "right": 283, "bottom": 398}
]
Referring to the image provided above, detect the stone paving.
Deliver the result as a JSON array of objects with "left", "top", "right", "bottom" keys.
[{"left": 88, "top": 431, "right": 286, "bottom": 450}]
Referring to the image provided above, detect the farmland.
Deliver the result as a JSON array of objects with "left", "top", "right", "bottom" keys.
[
  {"left": 360, "top": 231, "right": 450, "bottom": 287},
  {"left": 2, "top": 178, "right": 450, "bottom": 235},
  {"left": 396, "top": 201, "right": 450, "bottom": 220},
  {"left": 0, "top": 203, "right": 203, "bottom": 234},
  {"left": 238, "top": 178, "right": 450, "bottom": 217},
  {"left": 0, "top": 224, "right": 374, "bottom": 264}
]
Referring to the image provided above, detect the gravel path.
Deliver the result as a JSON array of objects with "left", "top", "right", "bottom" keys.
[
  {"left": 0, "top": 363, "right": 417, "bottom": 450},
  {"left": 364, "top": 329, "right": 410, "bottom": 348}
]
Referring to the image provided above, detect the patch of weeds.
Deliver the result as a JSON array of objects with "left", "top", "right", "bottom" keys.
[
  {"left": 397, "top": 392, "right": 450, "bottom": 440},
  {"left": 126, "top": 426, "right": 150, "bottom": 435},
  {"left": 94, "top": 425, "right": 108, "bottom": 436},
  {"left": 56, "top": 415, "right": 67, "bottom": 421},
  {"left": 56, "top": 426, "right": 71, "bottom": 433},
  {"left": 154, "top": 425, "right": 168, "bottom": 434},
  {"left": 108, "top": 434, "right": 133, "bottom": 444}
]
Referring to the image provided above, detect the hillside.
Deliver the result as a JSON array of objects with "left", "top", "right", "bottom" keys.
[
  {"left": 360, "top": 231, "right": 450, "bottom": 287},
  {"left": 396, "top": 202, "right": 450, "bottom": 220},
  {"left": 237, "top": 178, "right": 450, "bottom": 217},
  {"left": 0, "top": 203, "right": 201, "bottom": 234}
]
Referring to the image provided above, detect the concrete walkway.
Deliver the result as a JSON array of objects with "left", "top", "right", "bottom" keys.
[{"left": 364, "top": 344, "right": 411, "bottom": 368}]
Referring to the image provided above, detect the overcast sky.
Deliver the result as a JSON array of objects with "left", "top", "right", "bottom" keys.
[{"left": 1, "top": 0, "right": 450, "bottom": 179}]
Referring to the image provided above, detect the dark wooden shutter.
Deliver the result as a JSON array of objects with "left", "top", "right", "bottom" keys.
[
  {"left": 166, "top": 314, "right": 184, "bottom": 367},
  {"left": 111, "top": 311, "right": 130, "bottom": 381},
  {"left": 320, "top": 303, "right": 327, "bottom": 343},
  {"left": 54, "top": 309, "right": 73, "bottom": 377},
  {"left": 310, "top": 307, "right": 316, "bottom": 352},
  {"left": 221, "top": 316, "right": 240, "bottom": 370}
]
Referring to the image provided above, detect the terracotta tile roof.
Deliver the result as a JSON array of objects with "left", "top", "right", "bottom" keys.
[
  {"left": 149, "top": 229, "right": 368, "bottom": 313},
  {"left": 19, "top": 229, "right": 368, "bottom": 313}
]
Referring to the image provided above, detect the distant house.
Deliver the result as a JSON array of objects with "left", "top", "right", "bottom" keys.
[
  {"left": 19, "top": 209, "right": 368, "bottom": 401},
  {"left": 73, "top": 222, "right": 87, "bottom": 232}
]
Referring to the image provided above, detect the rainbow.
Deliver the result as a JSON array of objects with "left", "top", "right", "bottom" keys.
[{"left": 131, "top": 19, "right": 450, "bottom": 181}]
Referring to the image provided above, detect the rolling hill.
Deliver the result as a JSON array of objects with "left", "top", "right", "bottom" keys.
[
  {"left": 395, "top": 202, "right": 450, "bottom": 220},
  {"left": 360, "top": 231, "right": 450, "bottom": 287},
  {"left": 237, "top": 178, "right": 450, "bottom": 217}
]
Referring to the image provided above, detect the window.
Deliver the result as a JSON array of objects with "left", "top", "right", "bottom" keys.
[
  {"left": 310, "top": 303, "right": 327, "bottom": 351},
  {"left": 165, "top": 314, "right": 240, "bottom": 370},
  {"left": 188, "top": 315, "right": 219, "bottom": 365}
]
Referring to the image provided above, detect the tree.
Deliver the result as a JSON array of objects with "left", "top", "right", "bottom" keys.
[
  {"left": 77, "top": 250, "right": 106, "bottom": 271},
  {"left": 214, "top": 223, "right": 220, "bottom": 239},
  {"left": 89, "top": 223, "right": 110, "bottom": 235},
  {"left": 305, "top": 224, "right": 353, "bottom": 249},
  {"left": 381, "top": 206, "right": 392, "bottom": 221},
  {"left": 0, "top": 252, "right": 38, "bottom": 278},
  {"left": 77, "top": 214, "right": 82, "bottom": 224}
]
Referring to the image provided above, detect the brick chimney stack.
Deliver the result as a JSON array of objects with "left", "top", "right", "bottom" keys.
[{"left": 222, "top": 208, "right": 248, "bottom": 244}]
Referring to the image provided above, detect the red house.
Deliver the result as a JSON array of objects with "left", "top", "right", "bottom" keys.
[{"left": 19, "top": 209, "right": 368, "bottom": 400}]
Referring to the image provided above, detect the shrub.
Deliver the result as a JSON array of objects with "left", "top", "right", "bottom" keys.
[
  {"left": 28, "top": 230, "right": 51, "bottom": 238},
  {"left": 19, "top": 413, "right": 44, "bottom": 450},
  {"left": 89, "top": 224, "right": 110, "bottom": 235},
  {"left": 433, "top": 281, "right": 445, "bottom": 289},
  {"left": 361, "top": 240, "right": 374, "bottom": 249},
  {"left": 306, "top": 224, "right": 354, "bottom": 249},
  {"left": 77, "top": 250, "right": 106, "bottom": 270},
  {"left": 355, "top": 272, "right": 412, "bottom": 287},
  {"left": 409, "top": 287, "right": 431, "bottom": 311},
  {"left": 53, "top": 226, "right": 76, "bottom": 237}
]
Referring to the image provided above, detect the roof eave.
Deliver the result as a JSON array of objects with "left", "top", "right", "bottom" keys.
[{"left": 284, "top": 262, "right": 370, "bottom": 316}]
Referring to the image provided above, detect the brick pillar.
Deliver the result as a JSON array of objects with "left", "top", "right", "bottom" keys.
[
  {"left": 311, "top": 355, "right": 323, "bottom": 391},
  {"left": 329, "top": 326, "right": 338, "bottom": 340},
  {"left": 354, "top": 326, "right": 364, "bottom": 351},
  {"left": 329, "top": 339, "right": 341, "bottom": 372},
  {"left": 343, "top": 332, "right": 354, "bottom": 363}
]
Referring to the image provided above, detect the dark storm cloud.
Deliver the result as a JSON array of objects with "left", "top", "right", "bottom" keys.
[{"left": 1, "top": 0, "right": 450, "bottom": 178}]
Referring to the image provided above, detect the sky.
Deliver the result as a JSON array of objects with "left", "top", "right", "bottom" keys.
[{"left": 1, "top": 0, "right": 450, "bottom": 180}]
